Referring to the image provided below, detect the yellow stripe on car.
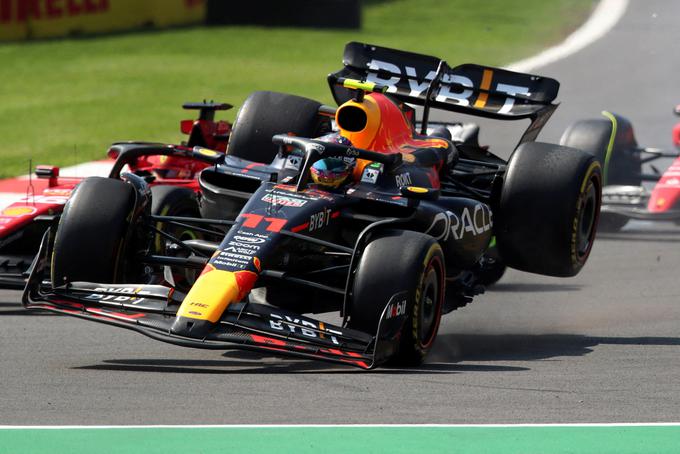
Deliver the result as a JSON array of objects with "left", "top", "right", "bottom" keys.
[
  {"left": 600, "top": 111, "right": 618, "bottom": 185},
  {"left": 473, "top": 69, "right": 494, "bottom": 108}
]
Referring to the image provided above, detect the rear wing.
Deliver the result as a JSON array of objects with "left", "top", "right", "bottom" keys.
[{"left": 328, "top": 42, "right": 560, "bottom": 143}]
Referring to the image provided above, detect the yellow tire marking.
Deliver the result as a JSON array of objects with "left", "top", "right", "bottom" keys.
[{"left": 571, "top": 161, "right": 601, "bottom": 265}]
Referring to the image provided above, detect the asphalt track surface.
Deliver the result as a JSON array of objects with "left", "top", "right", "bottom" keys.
[{"left": 2, "top": 1, "right": 680, "bottom": 425}]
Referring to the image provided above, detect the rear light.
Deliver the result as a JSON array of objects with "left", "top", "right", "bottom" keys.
[{"left": 673, "top": 123, "right": 680, "bottom": 148}]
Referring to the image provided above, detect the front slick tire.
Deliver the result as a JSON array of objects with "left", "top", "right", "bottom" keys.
[
  {"left": 349, "top": 230, "right": 445, "bottom": 366},
  {"left": 51, "top": 177, "right": 135, "bottom": 286}
]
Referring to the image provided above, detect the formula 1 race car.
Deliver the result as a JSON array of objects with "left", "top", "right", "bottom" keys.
[
  {"left": 0, "top": 102, "right": 232, "bottom": 289},
  {"left": 560, "top": 107, "right": 680, "bottom": 231},
  {"left": 23, "top": 42, "right": 602, "bottom": 369}
]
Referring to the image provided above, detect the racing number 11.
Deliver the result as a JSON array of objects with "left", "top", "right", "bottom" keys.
[{"left": 240, "top": 213, "right": 287, "bottom": 232}]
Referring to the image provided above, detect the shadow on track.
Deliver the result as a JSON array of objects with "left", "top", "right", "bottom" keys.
[
  {"left": 0, "top": 299, "right": 61, "bottom": 317},
  {"left": 73, "top": 358, "right": 527, "bottom": 375},
  {"left": 0, "top": 301, "right": 57, "bottom": 316},
  {"left": 429, "top": 333, "right": 680, "bottom": 363},
  {"left": 488, "top": 283, "right": 581, "bottom": 293},
  {"left": 72, "top": 334, "right": 680, "bottom": 375}
]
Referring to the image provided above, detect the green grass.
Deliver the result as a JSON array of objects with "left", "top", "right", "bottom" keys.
[{"left": 0, "top": 0, "right": 594, "bottom": 178}]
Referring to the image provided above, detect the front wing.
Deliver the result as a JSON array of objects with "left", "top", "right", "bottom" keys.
[
  {"left": 602, "top": 186, "right": 680, "bottom": 221},
  {"left": 601, "top": 205, "right": 680, "bottom": 221},
  {"left": 22, "top": 235, "right": 406, "bottom": 370}
]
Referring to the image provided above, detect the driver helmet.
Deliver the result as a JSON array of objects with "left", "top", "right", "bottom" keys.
[
  {"left": 310, "top": 157, "right": 351, "bottom": 188},
  {"left": 309, "top": 134, "right": 354, "bottom": 188},
  {"left": 316, "top": 133, "right": 353, "bottom": 147}
]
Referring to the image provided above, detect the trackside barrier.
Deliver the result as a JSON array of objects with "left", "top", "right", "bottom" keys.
[
  {"left": 0, "top": 0, "right": 206, "bottom": 41},
  {"left": 206, "top": 0, "right": 361, "bottom": 29}
]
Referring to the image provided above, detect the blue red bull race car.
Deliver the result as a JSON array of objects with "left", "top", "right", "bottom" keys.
[{"left": 23, "top": 42, "right": 601, "bottom": 368}]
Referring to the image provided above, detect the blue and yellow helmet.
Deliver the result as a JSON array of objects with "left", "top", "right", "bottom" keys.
[{"left": 310, "top": 158, "right": 351, "bottom": 188}]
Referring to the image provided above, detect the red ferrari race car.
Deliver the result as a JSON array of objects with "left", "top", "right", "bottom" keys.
[
  {"left": 23, "top": 42, "right": 601, "bottom": 369},
  {"left": 0, "top": 102, "right": 232, "bottom": 288},
  {"left": 560, "top": 106, "right": 680, "bottom": 231}
]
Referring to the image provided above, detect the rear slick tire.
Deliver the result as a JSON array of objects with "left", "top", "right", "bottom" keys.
[
  {"left": 496, "top": 142, "right": 602, "bottom": 277},
  {"left": 227, "top": 91, "right": 330, "bottom": 164}
]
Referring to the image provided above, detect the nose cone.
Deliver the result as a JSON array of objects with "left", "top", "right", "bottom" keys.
[
  {"left": 177, "top": 268, "right": 241, "bottom": 323},
  {"left": 648, "top": 185, "right": 680, "bottom": 212},
  {"left": 172, "top": 266, "right": 259, "bottom": 337},
  {"left": 672, "top": 122, "right": 680, "bottom": 148}
]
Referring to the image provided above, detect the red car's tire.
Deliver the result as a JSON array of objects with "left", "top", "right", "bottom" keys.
[
  {"left": 150, "top": 185, "right": 201, "bottom": 289},
  {"left": 150, "top": 185, "right": 200, "bottom": 249},
  {"left": 560, "top": 113, "right": 641, "bottom": 187},
  {"left": 227, "top": 91, "right": 330, "bottom": 164}
]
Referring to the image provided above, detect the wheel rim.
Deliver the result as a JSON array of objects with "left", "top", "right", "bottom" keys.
[
  {"left": 577, "top": 178, "right": 599, "bottom": 258},
  {"left": 418, "top": 256, "right": 443, "bottom": 349}
]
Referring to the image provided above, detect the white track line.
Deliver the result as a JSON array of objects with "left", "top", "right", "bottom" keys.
[
  {"left": 506, "top": 0, "right": 629, "bottom": 72},
  {"left": 53, "top": 160, "right": 113, "bottom": 178},
  {"left": 1, "top": 423, "right": 680, "bottom": 429},
  {"left": 3, "top": 161, "right": 112, "bottom": 180}
]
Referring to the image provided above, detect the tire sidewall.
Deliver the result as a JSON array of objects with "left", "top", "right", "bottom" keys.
[
  {"left": 569, "top": 160, "right": 601, "bottom": 269},
  {"left": 408, "top": 243, "right": 445, "bottom": 355}
]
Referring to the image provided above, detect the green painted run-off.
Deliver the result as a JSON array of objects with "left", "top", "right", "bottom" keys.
[{"left": 1, "top": 425, "right": 680, "bottom": 454}]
